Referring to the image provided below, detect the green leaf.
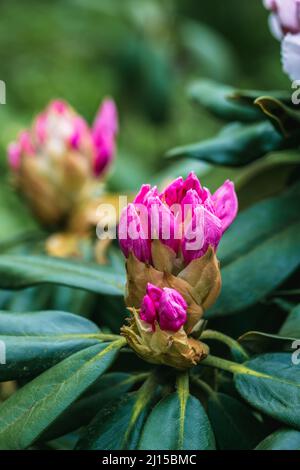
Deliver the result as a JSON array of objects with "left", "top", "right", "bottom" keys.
[
  {"left": 280, "top": 304, "right": 300, "bottom": 338},
  {"left": 255, "top": 96, "right": 300, "bottom": 139},
  {"left": 238, "top": 331, "right": 297, "bottom": 355},
  {"left": 234, "top": 353, "right": 300, "bottom": 430},
  {"left": 0, "top": 340, "right": 124, "bottom": 449},
  {"left": 139, "top": 375, "right": 215, "bottom": 450},
  {"left": 207, "top": 183, "right": 300, "bottom": 317},
  {"left": 180, "top": 22, "right": 238, "bottom": 82},
  {"left": 0, "top": 310, "right": 101, "bottom": 380},
  {"left": 207, "top": 392, "right": 264, "bottom": 450},
  {"left": 77, "top": 375, "right": 156, "bottom": 450},
  {"left": 40, "top": 372, "right": 139, "bottom": 442},
  {"left": 166, "top": 121, "right": 283, "bottom": 167},
  {"left": 188, "top": 80, "right": 262, "bottom": 122},
  {"left": 235, "top": 151, "right": 300, "bottom": 210},
  {"left": 0, "top": 181, "right": 40, "bottom": 247},
  {"left": 0, "top": 255, "right": 125, "bottom": 295},
  {"left": 256, "top": 428, "right": 300, "bottom": 450},
  {"left": 231, "top": 89, "right": 292, "bottom": 107}
]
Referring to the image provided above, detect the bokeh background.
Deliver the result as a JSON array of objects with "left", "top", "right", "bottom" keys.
[{"left": 0, "top": 0, "right": 289, "bottom": 191}]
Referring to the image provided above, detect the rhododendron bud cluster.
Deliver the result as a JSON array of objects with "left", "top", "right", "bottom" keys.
[
  {"left": 119, "top": 172, "right": 237, "bottom": 266},
  {"left": 120, "top": 173, "right": 238, "bottom": 369},
  {"left": 263, "top": 0, "right": 300, "bottom": 80},
  {"left": 7, "top": 98, "right": 118, "bottom": 226}
]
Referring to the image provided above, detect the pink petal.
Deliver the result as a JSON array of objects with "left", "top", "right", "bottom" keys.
[
  {"left": 7, "top": 142, "right": 21, "bottom": 170},
  {"left": 182, "top": 206, "right": 222, "bottom": 263},
  {"left": 161, "top": 176, "right": 184, "bottom": 206},
  {"left": 147, "top": 195, "right": 181, "bottom": 254},
  {"left": 182, "top": 172, "right": 203, "bottom": 198},
  {"left": 158, "top": 288, "right": 187, "bottom": 332},
  {"left": 212, "top": 180, "right": 238, "bottom": 233},
  {"left": 118, "top": 203, "right": 151, "bottom": 263},
  {"left": 140, "top": 294, "right": 157, "bottom": 325},
  {"left": 92, "top": 98, "right": 118, "bottom": 175},
  {"left": 282, "top": 33, "right": 300, "bottom": 80}
]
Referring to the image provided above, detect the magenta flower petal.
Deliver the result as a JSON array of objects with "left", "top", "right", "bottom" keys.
[
  {"left": 182, "top": 206, "right": 222, "bottom": 263},
  {"left": 147, "top": 195, "right": 180, "bottom": 254},
  {"left": 134, "top": 184, "right": 152, "bottom": 204},
  {"left": 158, "top": 288, "right": 187, "bottom": 332},
  {"left": 140, "top": 283, "right": 163, "bottom": 326},
  {"left": 212, "top": 180, "right": 238, "bottom": 233},
  {"left": 146, "top": 283, "right": 163, "bottom": 308},
  {"left": 161, "top": 176, "right": 184, "bottom": 206},
  {"left": 181, "top": 189, "right": 201, "bottom": 224},
  {"left": 118, "top": 203, "right": 151, "bottom": 263},
  {"left": 140, "top": 294, "right": 157, "bottom": 325},
  {"left": 182, "top": 172, "right": 203, "bottom": 198}
]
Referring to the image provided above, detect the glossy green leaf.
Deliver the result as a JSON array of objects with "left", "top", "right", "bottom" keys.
[
  {"left": 256, "top": 428, "right": 300, "bottom": 450},
  {"left": 280, "top": 304, "right": 300, "bottom": 338},
  {"left": 166, "top": 121, "right": 283, "bottom": 167},
  {"left": 188, "top": 80, "right": 262, "bottom": 122},
  {"left": 255, "top": 96, "right": 300, "bottom": 139},
  {"left": 0, "top": 340, "right": 124, "bottom": 449},
  {"left": 238, "top": 331, "right": 297, "bottom": 355},
  {"left": 207, "top": 392, "right": 264, "bottom": 450},
  {"left": 0, "top": 310, "right": 101, "bottom": 380},
  {"left": 0, "top": 255, "right": 125, "bottom": 295},
  {"left": 41, "top": 372, "right": 138, "bottom": 442},
  {"left": 207, "top": 183, "right": 300, "bottom": 318},
  {"left": 235, "top": 151, "right": 300, "bottom": 210},
  {"left": 139, "top": 377, "right": 215, "bottom": 450},
  {"left": 234, "top": 353, "right": 300, "bottom": 429},
  {"left": 77, "top": 376, "right": 156, "bottom": 450}
]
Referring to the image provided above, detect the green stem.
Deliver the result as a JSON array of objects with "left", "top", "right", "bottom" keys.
[
  {"left": 201, "top": 329, "right": 249, "bottom": 361},
  {"left": 201, "top": 354, "right": 249, "bottom": 375},
  {"left": 176, "top": 371, "right": 189, "bottom": 394}
]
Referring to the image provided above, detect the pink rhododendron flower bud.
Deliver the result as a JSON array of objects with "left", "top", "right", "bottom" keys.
[
  {"left": 7, "top": 98, "right": 118, "bottom": 226},
  {"left": 121, "top": 173, "right": 237, "bottom": 369},
  {"left": 119, "top": 172, "right": 237, "bottom": 266},
  {"left": 158, "top": 288, "right": 187, "bottom": 332},
  {"left": 139, "top": 283, "right": 187, "bottom": 332}
]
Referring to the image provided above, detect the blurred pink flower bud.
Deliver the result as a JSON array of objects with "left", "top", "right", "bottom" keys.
[
  {"left": 264, "top": 0, "right": 300, "bottom": 80},
  {"left": 8, "top": 98, "right": 118, "bottom": 178},
  {"left": 264, "top": 0, "right": 300, "bottom": 36},
  {"left": 140, "top": 283, "right": 187, "bottom": 332},
  {"left": 92, "top": 98, "right": 119, "bottom": 176},
  {"left": 7, "top": 98, "right": 118, "bottom": 225}
]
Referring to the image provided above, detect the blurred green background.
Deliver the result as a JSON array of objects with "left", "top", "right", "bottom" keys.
[{"left": 0, "top": 0, "right": 289, "bottom": 191}]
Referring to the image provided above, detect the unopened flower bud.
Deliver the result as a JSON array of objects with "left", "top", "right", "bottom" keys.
[{"left": 7, "top": 98, "right": 118, "bottom": 226}]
